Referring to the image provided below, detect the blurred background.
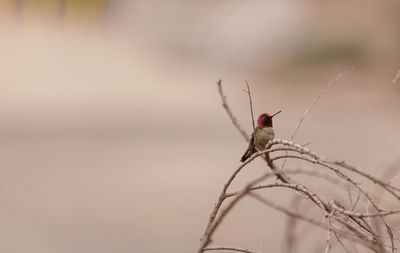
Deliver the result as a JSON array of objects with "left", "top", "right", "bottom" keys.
[{"left": 0, "top": 0, "right": 400, "bottom": 252}]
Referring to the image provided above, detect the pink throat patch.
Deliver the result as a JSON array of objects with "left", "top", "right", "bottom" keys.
[{"left": 257, "top": 113, "right": 270, "bottom": 128}]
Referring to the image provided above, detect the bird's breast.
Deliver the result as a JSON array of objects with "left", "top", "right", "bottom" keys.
[{"left": 254, "top": 127, "right": 275, "bottom": 149}]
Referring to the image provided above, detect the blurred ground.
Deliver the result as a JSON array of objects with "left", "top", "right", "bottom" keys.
[{"left": 0, "top": 0, "right": 400, "bottom": 252}]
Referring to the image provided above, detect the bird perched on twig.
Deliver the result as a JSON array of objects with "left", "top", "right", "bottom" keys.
[{"left": 240, "top": 111, "right": 281, "bottom": 162}]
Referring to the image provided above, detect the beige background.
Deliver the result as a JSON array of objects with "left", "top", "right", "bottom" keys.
[{"left": 0, "top": 0, "right": 400, "bottom": 252}]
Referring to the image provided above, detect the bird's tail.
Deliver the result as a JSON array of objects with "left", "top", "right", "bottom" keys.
[{"left": 240, "top": 147, "right": 255, "bottom": 162}]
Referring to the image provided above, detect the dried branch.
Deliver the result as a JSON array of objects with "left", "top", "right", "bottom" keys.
[
  {"left": 204, "top": 246, "right": 259, "bottom": 253},
  {"left": 249, "top": 193, "right": 325, "bottom": 228},
  {"left": 392, "top": 68, "right": 400, "bottom": 84},
  {"left": 290, "top": 71, "right": 346, "bottom": 140},
  {"left": 332, "top": 229, "right": 353, "bottom": 253},
  {"left": 282, "top": 196, "right": 301, "bottom": 253},
  {"left": 327, "top": 160, "right": 400, "bottom": 196},
  {"left": 244, "top": 80, "right": 256, "bottom": 132},
  {"left": 280, "top": 71, "right": 347, "bottom": 171},
  {"left": 226, "top": 182, "right": 329, "bottom": 213},
  {"left": 325, "top": 215, "right": 333, "bottom": 253},
  {"left": 217, "top": 80, "right": 250, "bottom": 142},
  {"left": 330, "top": 201, "right": 400, "bottom": 218}
]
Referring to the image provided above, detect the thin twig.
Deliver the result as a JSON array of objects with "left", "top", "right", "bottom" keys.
[
  {"left": 217, "top": 80, "right": 250, "bottom": 142},
  {"left": 338, "top": 189, "right": 362, "bottom": 241},
  {"left": 204, "top": 246, "right": 259, "bottom": 253},
  {"left": 392, "top": 68, "right": 400, "bottom": 84},
  {"left": 244, "top": 80, "right": 256, "bottom": 132},
  {"left": 332, "top": 229, "right": 353, "bottom": 253},
  {"left": 282, "top": 196, "right": 301, "bottom": 253},
  {"left": 325, "top": 215, "right": 333, "bottom": 253},
  {"left": 290, "top": 71, "right": 346, "bottom": 140},
  {"left": 249, "top": 193, "right": 325, "bottom": 228},
  {"left": 327, "top": 160, "right": 400, "bottom": 199},
  {"left": 226, "top": 182, "right": 328, "bottom": 215},
  {"left": 281, "top": 71, "right": 347, "bottom": 170},
  {"left": 330, "top": 201, "right": 400, "bottom": 218}
]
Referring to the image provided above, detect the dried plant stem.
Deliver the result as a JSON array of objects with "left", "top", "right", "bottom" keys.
[
  {"left": 325, "top": 216, "right": 333, "bottom": 253},
  {"left": 281, "top": 71, "right": 346, "bottom": 170},
  {"left": 217, "top": 80, "right": 250, "bottom": 142},
  {"left": 204, "top": 246, "right": 259, "bottom": 253},
  {"left": 392, "top": 68, "right": 400, "bottom": 84},
  {"left": 290, "top": 71, "right": 346, "bottom": 140},
  {"left": 244, "top": 80, "right": 256, "bottom": 132},
  {"left": 332, "top": 229, "right": 353, "bottom": 253},
  {"left": 281, "top": 195, "right": 301, "bottom": 253},
  {"left": 249, "top": 193, "right": 324, "bottom": 228},
  {"left": 327, "top": 160, "right": 400, "bottom": 197},
  {"left": 330, "top": 201, "right": 400, "bottom": 218}
]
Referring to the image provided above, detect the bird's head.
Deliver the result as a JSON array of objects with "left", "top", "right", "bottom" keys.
[{"left": 257, "top": 111, "right": 281, "bottom": 128}]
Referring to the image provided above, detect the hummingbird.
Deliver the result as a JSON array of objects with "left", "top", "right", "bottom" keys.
[{"left": 240, "top": 111, "right": 281, "bottom": 162}]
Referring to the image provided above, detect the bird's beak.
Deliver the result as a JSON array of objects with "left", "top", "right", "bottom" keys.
[{"left": 271, "top": 110, "right": 282, "bottom": 118}]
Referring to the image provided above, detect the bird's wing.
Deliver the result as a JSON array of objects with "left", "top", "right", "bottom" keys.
[
  {"left": 240, "top": 131, "right": 256, "bottom": 162},
  {"left": 249, "top": 131, "right": 255, "bottom": 146}
]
